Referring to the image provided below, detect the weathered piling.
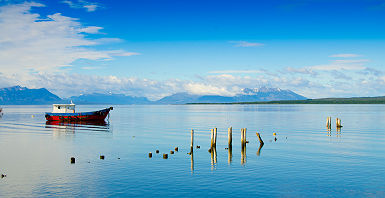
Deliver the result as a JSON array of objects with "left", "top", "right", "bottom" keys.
[
  {"left": 170, "top": 150, "right": 174, "bottom": 154},
  {"left": 156, "top": 150, "right": 159, "bottom": 153},
  {"left": 228, "top": 127, "right": 232, "bottom": 148},
  {"left": 210, "top": 129, "right": 214, "bottom": 148},
  {"left": 326, "top": 116, "right": 332, "bottom": 130},
  {"left": 241, "top": 128, "right": 244, "bottom": 145},
  {"left": 70, "top": 157, "right": 75, "bottom": 164},
  {"left": 241, "top": 128, "right": 247, "bottom": 146},
  {"left": 336, "top": 118, "right": 342, "bottom": 128},
  {"left": 148, "top": 152, "right": 152, "bottom": 158},
  {"left": 100, "top": 155, "right": 105, "bottom": 160},
  {"left": 213, "top": 128, "right": 217, "bottom": 147},
  {"left": 175, "top": 147, "right": 179, "bottom": 151},
  {"left": 256, "top": 132, "right": 264, "bottom": 145},
  {"left": 190, "top": 129, "right": 194, "bottom": 152},
  {"left": 163, "top": 154, "right": 168, "bottom": 159}
]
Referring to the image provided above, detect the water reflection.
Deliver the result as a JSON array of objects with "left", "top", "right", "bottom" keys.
[
  {"left": 336, "top": 127, "right": 342, "bottom": 138},
  {"left": 45, "top": 120, "right": 111, "bottom": 135},
  {"left": 228, "top": 146, "right": 232, "bottom": 164},
  {"left": 210, "top": 147, "right": 217, "bottom": 170},
  {"left": 241, "top": 144, "right": 246, "bottom": 165},
  {"left": 190, "top": 150, "right": 194, "bottom": 173},
  {"left": 257, "top": 144, "right": 263, "bottom": 156}
]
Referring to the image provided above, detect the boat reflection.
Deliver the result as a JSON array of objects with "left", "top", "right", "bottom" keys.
[
  {"left": 45, "top": 120, "right": 111, "bottom": 136},
  {"left": 46, "top": 120, "right": 109, "bottom": 126}
]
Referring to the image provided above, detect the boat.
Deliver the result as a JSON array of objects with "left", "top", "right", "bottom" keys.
[{"left": 45, "top": 103, "right": 113, "bottom": 122}]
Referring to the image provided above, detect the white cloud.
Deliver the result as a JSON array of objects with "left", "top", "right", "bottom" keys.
[
  {"left": 229, "top": 41, "right": 264, "bottom": 47},
  {"left": 310, "top": 59, "right": 368, "bottom": 71},
  {"left": 62, "top": 0, "right": 100, "bottom": 12},
  {"left": 329, "top": 53, "right": 361, "bottom": 58},
  {"left": 0, "top": 2, "right": 138, "bottom": 74},
  {"left": 208, "top": 70, "right": 264, "bottom": 74}
]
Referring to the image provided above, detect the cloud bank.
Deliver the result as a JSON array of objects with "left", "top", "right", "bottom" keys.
[{"left": 0, "top": 2, "right": 137, "bottom": 74}]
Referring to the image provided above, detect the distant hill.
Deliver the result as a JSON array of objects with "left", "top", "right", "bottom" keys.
[
  {"left": 229, "top": 96, "right": 385, "bottom": 104},
  {"left": 0, "top": 86, "right": 62, "bottom": 105},
  {"left": 68, "top": 93, "right": 151, "bottom": 104},
  {"left": 156, "top": 87, "right": 306, "bottom": 104}
]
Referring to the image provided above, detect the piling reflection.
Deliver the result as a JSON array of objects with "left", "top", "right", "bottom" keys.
[
  {"left": 336, "top": 127, "right": 342, "bottom": 137},
  {"left": 210, "top": 147, "right": 217, "bottom": 170},
  {"left": 257, "top": 143, "right": 263, "bottom": 156},
  {"left": 228, "top": 146, "right": 232, "bottom": 164},
  {"left": 241, "top": 144, "right": 246, "bottom": 165},
  {"left": 190, "top": 150, "right": 194, "bottom": 173}
]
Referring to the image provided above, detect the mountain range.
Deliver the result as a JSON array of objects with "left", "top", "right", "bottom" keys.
[
  {"left": 0, "top": 86, "right": 307, "bottom": 105},
  {"left": 0, "top": 86, "right": 62, "bottom": 105}
]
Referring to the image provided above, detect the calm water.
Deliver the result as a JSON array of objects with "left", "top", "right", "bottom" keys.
[{"left": 0, "top": 104, "right": 384, "bottom": 197}]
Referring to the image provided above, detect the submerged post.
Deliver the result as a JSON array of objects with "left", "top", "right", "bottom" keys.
[{"left": 228, "top": 127, "right": 232, "bottom": 148}]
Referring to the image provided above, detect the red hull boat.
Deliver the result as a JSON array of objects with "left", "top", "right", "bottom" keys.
[{"left": 45, "top": 103, "right": 113, "bottom": 121}]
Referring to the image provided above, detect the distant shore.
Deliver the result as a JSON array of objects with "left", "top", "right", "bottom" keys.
[{"left": 187, "top": 96, "right": 385, "bottom": 105}]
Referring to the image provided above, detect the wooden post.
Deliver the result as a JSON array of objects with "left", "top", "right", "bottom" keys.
[
  {"left": 326, "top": 116, "right": 332, "bottom": 129},
  {"left": 336, "top": 118, "right": 342, "bottom": 128},
  {"left": 228, "top": 127, "right": 232, "bottom": 148},
  {"left": 163, "top": 154, "right": 168, "bottom": 159},
  {"left": 190, "top": 129, "right": 194, "bottom": 152},
  {"left": 70, "top": 157, "right": 75, "bottom": 164},
  {"left": 241, "top": 128, "right": 244, "bottom": 145},
  {"left": 214, "top": 128, "right": 217, "bottom": 147},
  {"left": 243, "top": 128, "right": 246, "bottom": 145},
  {"left": 256, "top": 132, "right": 264, "bottom": 145},
  {"left": 210, "top": 129, "right": 214, "bottom": 148},
  {"left": 149, "top": 152, "right": 152, "bottom": 158}
]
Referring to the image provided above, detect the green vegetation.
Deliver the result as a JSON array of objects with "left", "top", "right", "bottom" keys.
[{"left": 188, "top": 96, "right": 385, "bottom": 104}]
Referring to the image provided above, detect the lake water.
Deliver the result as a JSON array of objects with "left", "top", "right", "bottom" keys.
[{"left": 0, "top": 104, "right": 384, "bottom": 197}]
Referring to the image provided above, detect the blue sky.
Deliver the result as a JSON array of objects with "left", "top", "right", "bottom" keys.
[{"left": 0, "top": 0, "right": 385, "bottom": 99}]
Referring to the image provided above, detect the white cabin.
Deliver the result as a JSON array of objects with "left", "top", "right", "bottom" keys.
[{"left": 52, "top": 104, "right": 75, "bottom": 113}]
